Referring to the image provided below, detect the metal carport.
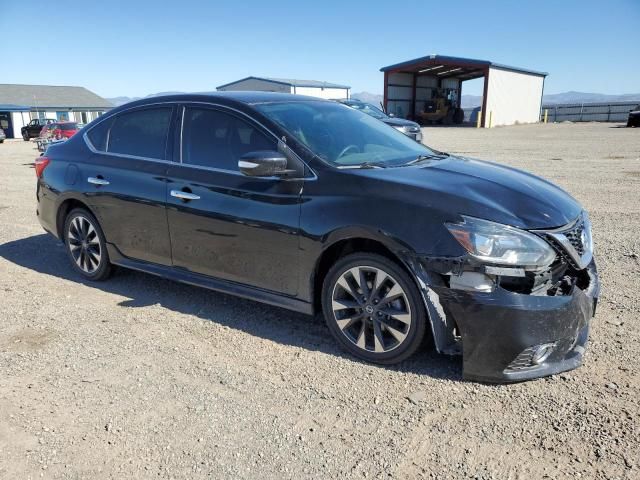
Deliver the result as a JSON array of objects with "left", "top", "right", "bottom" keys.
[{"left": 380, "top": 54, "right": 548, "bottom": 128}]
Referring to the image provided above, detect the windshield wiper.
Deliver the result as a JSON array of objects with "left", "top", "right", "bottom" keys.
[
  {"left": 355, "top": 161, "right": 388, "bottom": 169},
  {"left": 403, "top": 152, "right": 449, "bottom": 166}
]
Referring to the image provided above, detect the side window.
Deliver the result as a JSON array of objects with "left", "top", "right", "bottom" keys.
[
  {"left": 107, "top": 108, "right": 172, "bottom": 159},
  {"left": 182, "top": 107, "right": 276, "bottom": 170},
  {"left": 86, "top": 117, "right": 114, "bottom": 152}
]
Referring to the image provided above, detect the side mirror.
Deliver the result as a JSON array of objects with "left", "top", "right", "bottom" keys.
[{"left": 239, "top": 150, "right": 288, "bottom": 177}]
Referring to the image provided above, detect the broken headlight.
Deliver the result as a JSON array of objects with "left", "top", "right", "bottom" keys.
[{"left": 445, "top": 216, "right": 556, "bottom": 269}]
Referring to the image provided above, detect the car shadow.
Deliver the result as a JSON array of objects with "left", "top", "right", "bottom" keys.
[{"left": 0, "top": 234, "right": 462, "bottom": 381}]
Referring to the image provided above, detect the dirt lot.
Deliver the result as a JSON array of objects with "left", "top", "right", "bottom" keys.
[{"left": 1, "top": 122, "right": 639, "bottom": 479}]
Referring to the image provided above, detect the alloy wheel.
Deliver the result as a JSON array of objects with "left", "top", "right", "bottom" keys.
[
  {"left": 331, "top": 266, "right": 412, "bottom": 353},
  {"left": 67, "top": 215, "right": 102, "bottom": 274}
]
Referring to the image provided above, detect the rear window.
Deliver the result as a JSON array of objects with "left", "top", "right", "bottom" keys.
[
  {"left": 86, "top": 107, "right": 172, "bottom": 159},
  {"left": 57, "top": 123, "right": 78, "bottom": 130},
  {"left": 108, "top": 108, "right": 172, "bottom": 159}
]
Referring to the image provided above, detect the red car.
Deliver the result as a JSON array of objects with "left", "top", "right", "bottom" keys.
[{"left": 40, "top": 121, "right": 79, "bottom": 140}]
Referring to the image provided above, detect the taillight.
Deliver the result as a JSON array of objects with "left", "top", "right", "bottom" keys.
[{"left": 35, "top": 156, "right": 50, "bottom": 178}]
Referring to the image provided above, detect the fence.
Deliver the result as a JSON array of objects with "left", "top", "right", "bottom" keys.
[{"left": 541, "top": 102, "right": 637, "bottom": 123}]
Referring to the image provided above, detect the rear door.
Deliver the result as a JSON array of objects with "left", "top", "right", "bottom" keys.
[
  {"left": 166, "top": 104, "right": 303, "bottom": 295},
  {"left": 82, "top": 105, "right": 175, "bottom": 265}
]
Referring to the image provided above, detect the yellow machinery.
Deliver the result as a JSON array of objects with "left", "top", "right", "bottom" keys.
[{"left": 415, "top": 89, "right": 464, "bottom": 125}]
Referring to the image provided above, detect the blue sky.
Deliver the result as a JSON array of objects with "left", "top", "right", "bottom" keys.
[{"left": 2, "top": 0, "right": 638, "bottom": 98}]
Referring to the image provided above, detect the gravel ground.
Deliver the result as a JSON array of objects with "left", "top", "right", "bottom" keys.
[{"left": 0, "top": 122, "right": 639, "bottom": 479}]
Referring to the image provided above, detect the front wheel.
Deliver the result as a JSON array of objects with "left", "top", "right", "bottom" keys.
[
  {"left": 63, "top": 208, "right": 112, "bottom": 281},
  {"left": 322, "top": 253, "right": 427, "bottom": 364},
  {"left": 23, "top": 132, "right": 29, "bottom": 141}
]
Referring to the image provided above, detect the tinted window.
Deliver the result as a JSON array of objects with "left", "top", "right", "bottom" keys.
[
  {"left": 87, "top": 117, "right": 113, "bottom": 151},
  {"left": 256, "top": 101, "right": 433, "bottom": 166},
  {"left": 58, "top": 123, "right": 78, "bottom": 130},
  {"left": 182, "top": 107, "right": 275, "bottom": 170},
  {"left": 107, "top": 108, "right": 172, "bottom": 159}
]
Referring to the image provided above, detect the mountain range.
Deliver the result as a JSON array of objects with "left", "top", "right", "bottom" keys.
[{"left": 107, "top": 91, "right": 640, "bottom": 108}]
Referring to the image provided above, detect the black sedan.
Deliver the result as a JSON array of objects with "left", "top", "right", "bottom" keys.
[
  {"left": 627, "top": 105, "right": 640, "bottom": 127},
  {"left": 35, "top": 92, "right": 598, "bottom": 382},
  {"left": 337, "top": 99, "right": 423, "bottom": 142}
]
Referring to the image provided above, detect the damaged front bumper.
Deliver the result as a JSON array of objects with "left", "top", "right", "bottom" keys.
[{"left": 410, "top": 256, "right": 599, "bottom": 383}]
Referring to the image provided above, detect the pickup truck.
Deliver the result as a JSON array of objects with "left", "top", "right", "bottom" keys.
[{"left": 21, "top": 118, "right": 56, "bottom": 140}]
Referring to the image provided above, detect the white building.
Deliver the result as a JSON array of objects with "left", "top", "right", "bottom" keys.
[
  {"left": 380, "top": 55, "right": 547, "bottom": 127},
  {"left": 0, "top": 84, "right": 112, "bottom": 138},
  {"left": 217, "top": 76, "right": 350, "bottom": 100}
]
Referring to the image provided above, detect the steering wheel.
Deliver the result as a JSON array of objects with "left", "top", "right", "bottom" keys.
[{"left": 337, "top": 144, "right": 360, "bottom": 160}]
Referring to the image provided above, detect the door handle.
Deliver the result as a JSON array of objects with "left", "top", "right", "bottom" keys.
[
  {"left": 170, "top": 190, "right": 200, "bottom": 201},
  {"left": 88, "top": 176, "right": 110, "bottom": 186}
]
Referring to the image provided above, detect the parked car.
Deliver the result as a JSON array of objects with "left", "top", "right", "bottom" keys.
[
  {"left": 22, "top": 118, "right": 56, "bottom": 140},
  {"left": 36, "top": 93, "right": 599, "bottom": 383},
  {"left": 50, "top": 122, "right": 79, "bottom": 140},
  {"left": 39, "top": 123, "right": 56, "bottom": 139},
  {"left": 627, "top": 105, "right": 640, "bottom": 127},
  {"left": 0, "top": 127, "right": 5, "bottom": 143},
  {"left": 337, "top": 99, "right": 423, "bottom": 142}
]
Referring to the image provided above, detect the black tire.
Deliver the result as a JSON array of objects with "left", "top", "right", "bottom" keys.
[
  {"left": 63, "top": 208, "right": 112, "bottom": 281},
  {"left": 321, "top": 253, "right": 427, "bottom": 365},
  {"left": 23, "top": 132, "right": 29, "bottom": 141}
]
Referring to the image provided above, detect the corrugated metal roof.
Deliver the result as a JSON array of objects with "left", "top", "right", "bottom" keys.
[
  {"left": 380, "top": 54, "right": 548, "bottom": 77},
  {"left": 0, "top": 84, "right": 113, "bottom": 109},
  {"left": 217, "top": 76, "right": 350, "bottom": 90}
]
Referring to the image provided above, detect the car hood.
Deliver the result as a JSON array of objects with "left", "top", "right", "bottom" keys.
[
  {"left": 382, "top": 117, "right": 420, "bottom": 128},
  {"left": 365, "top": 155, "right": 582, "bottom": 229}
]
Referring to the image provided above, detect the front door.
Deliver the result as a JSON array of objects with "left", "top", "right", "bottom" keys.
[
  {"left": 166, "top": 105, "right": 303, "bottom": 296},
  {"left": 82, "top": 105, "right": 175, "bottom": 265}
]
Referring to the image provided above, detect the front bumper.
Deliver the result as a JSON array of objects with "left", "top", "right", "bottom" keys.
[{"left": 431, "top": 260, "right": 599, "bottom": 383}]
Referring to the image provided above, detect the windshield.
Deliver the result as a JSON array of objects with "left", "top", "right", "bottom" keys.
[
  {"left": 255, "top": 101, "right": 434, "bottom": 167},
  {"left": 346, "top": 102, "right": 387, "bottom": 119}
]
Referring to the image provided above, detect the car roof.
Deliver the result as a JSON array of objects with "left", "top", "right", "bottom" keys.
[{"left": 111, "top": 92, "right": 328, "bottom": 113}]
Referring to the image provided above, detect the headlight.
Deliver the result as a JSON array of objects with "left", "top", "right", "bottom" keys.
[{"left": 445, "top": 216, "right": 556, "bottom": 269}]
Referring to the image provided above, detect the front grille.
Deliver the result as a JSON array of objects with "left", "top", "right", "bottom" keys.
[
  {"left": 535, "top": 212, "right": 593, "bottom": 270},
  {"left": 563, "top": 217, "right": 585, "bottom": 255},
  {"left": 544, "top": 236, "right": 580, "bottom": 270}
]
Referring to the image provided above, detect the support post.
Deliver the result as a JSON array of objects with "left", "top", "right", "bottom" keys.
[
  {"left": 544, "top": 109, "right": 548, "bottom": 123},
  {"left": 476, "top": 111, "right": 482, "bottom": 128},
  {"left": 383, "top": 71, "right": 389, "bottom": 113},
  {"left": 480, "top": 68, "right": 490, "bottom": 128},
  {"left": 411, "top": 73, "right": 417, "bottom": 120}
]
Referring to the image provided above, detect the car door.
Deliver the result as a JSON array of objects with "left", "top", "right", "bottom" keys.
[
  {"left": 81, "top": 105, "right": 175, "bottom": 266},
  {"left": 166, "top": 104, "right": 303, "bottom": 296},
  {"left": 27, "top": 120, "right": 39, "bottom": 137}
]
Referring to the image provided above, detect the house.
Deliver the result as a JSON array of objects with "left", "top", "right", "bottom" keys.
[{"left": 0, "top": 84, "right": 112, "bottom": 139}]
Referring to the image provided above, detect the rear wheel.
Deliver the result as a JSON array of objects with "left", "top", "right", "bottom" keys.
[
  {"left": 63, "top": 208, "right": 112, "bottom": 281},
  {"left": 322, "top": 253, "right": 427, "bottom": 364}
]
